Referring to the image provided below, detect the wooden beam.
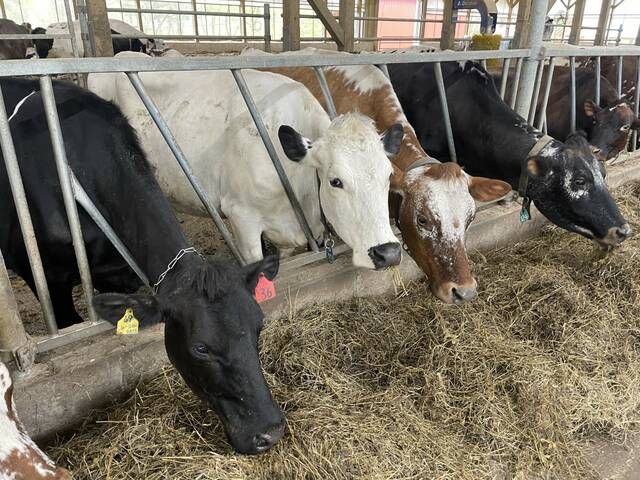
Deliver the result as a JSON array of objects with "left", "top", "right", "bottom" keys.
[
  {"left": 85, "top": 0, "right": 114, "bottom": 56},
  {"left": 512, "top": 0, "right": 532, "bottom": 49},
  {"left": 440, "top": 0, "right": 455, "bottom": 50},
  {"left": 364, "top": 0, "right": 379, "bottom": 40},
  {"left": 307, "top": 0, "right": 345, "bottom": 48},
  {"left": 339, "top": 0, "right": 355, "bottom": 51},
  {"left": 594, "top": 0, "right": 612, "bottom": 45},
  {"left": 568, "top": 0, "right": 586, "bottom": 45},
  {"left": 283, "top": 0, "right": 301, "bottom": 51}
]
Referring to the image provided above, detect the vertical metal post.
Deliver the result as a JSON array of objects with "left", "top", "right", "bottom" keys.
[
  {"left": 0, "top": 85, "right": 57, "bottom": 334},
  {"left": 135, "top": 0, "right": 143, "bottom": 30},
  {"left": 616, "top": 55, "right": 623, "bottom": 98},
  {"left": 570, "top": 56, "right": 576, "bottom": 133},
  {"left": 64, "top": 0, "right": 80, "bottom": 59},
  {"left": 125, "top": 72, "right": 246, "bottom": 264},
  {"left": 0, "top": 0, "right": 5, "bottom": 19},
  {"left": 528, "top": 59, "right": 545, "bottom": 124},
  {"left": 191, "top": 0, "right": 200, "bottom": 42},
  {"left": 633, "top": 56, "right": 640, "bottom": 151},
  {"left": 314, "top": 67, "right": 338, "bottom": 120},
  {"left": 514, "top": 0, "right": 547, "bottom": 120},
  {"left": 499, "top": 58, "right": 511, "bottom": 100},
  {"left": 231, "top": 69, "right": 320, "bottom": 251},
  {"left": 615, "top": 24, "right": 622, "bottom": 46},
  {"left": 509, "top": 57, "right": 523, "bottom": 110},
  {"left": 434, "top": 62, "right": 457, "bottom": 163},
  {"left": 283, "top": 0, "right": 301, "bottom": 51},
  {"left": 595, "top": 56, "right": 601, "bottom": 106},
  {"left": 568, "top": 0, "right": 586, "bottom": 45},
  {"left": 263, "top": 4, "right": 271, "bottom": 53},
  {"left": 40, "top": 76, "right": 97, "bottom": 325},
  {"left": 594, "top": 0, "right": 612, "bottom": 46},
  {"left": 536, "top": 57, "right": 555, "bottom": 131},
  {"left": 0, "top": 249, "right": 35, "bottom": 372}
]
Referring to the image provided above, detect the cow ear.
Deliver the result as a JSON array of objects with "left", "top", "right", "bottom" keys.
[
  {"left": 242, "top": 255, "right": 280, "bottom": 292},
  {"left": 279, "top": 125, "right": 312, "bottom": 162},
  {"left": 93, "top": 293, "right": 163, "bottom": 327},
  {"left": 526, "top": 156, "right": 552, "bottom": 178},
  {"left": 390, "top": 163, "right": 405, "bottom": 195},
  {"left": 584, "top": 100, "right": 601, "bottom": 117},
  {"left": 467, "top": 176, "right": 512, "bottom": 202},
  {"left": 381, "top": 123, "right": 404, "bottom": 158}
]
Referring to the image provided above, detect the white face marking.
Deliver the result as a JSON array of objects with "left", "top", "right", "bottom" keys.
[
  {"left": 313, "top": 113, "right": 397, "bottom": 268},
  {"left": 563, "top": 171, "right": 587, "bottom": 200}
]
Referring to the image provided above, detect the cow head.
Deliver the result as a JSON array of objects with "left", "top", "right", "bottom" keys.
[
  {"left": 391, "top": 162, "right": 511, "bottom": 304},
  {"left": 0, "top": 362, "right": 72, "bottom": 479},
  {"left": 31, "top": 28, "right": 53, "bottom": 59},
  {"left": 526, "top": 133, "right": 631, "bottom": 247},
  {"left": 279, "top": 113, "right": 402, "bottom": 270},
  {"left": 584, "top": 99, "right": 640, "bottom": 160},
  {"left": 93, "top": 255, "right": 284, "bottom": 455}
]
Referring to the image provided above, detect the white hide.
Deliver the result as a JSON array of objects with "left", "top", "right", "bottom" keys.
[{"left": 88, "top": 53, "right": 397, "bottom": 268}]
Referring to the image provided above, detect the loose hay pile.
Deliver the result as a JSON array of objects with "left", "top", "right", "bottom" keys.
[{"left": 51, "top": 183, "right": 640, "bottom": 479}]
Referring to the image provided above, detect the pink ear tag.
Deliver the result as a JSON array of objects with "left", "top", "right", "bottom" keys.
[{"left": 254, "top": 273, "right": 276, "bottom": 303}]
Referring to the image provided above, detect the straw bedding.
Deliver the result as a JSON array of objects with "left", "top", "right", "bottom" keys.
[{"left": 50, "top": 182, "right": 640, "bottom": 479}]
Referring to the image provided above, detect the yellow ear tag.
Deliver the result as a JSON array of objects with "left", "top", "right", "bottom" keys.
[{"left": 116, "top": 308, "right": 139, "bottom": 335}]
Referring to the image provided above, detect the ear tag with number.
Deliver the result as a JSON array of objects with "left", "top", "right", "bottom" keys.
[
  {"left": 254, "top": 273, "right": 276, "bottom": 303},
  {"left": 116, "top": 308, "right": 139, "bottom": 335},
  {"left": 520, "top": 197, "right": 532, "bottom": 223}
]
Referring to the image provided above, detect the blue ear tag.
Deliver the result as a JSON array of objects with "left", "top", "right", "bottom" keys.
[{"left": 520, "top": 197, "right": 532, "bottom": 223}]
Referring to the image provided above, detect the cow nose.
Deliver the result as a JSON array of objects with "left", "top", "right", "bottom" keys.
[
  {"left": 252, "top": 423, "right": 285, "bottom": 453},
  {"left": 435, "top": 281, "right": 478, "bottom": 304},
  {"left": 451, "top": 285, "right": 478, "bottom": 304},
  {"left": 615, "top": 223, "right": 632, "bottom": 242},
  {"left": 368, "top": 242, "right": 402, "bottom": 269}
]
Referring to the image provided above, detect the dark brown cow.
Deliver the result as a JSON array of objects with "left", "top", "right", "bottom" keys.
[
  {"left": 0, "top": 19, "right": 34, "bottom": 60},
  {"left": 249, "top": 48, "right": 511, "bottom": 304}
]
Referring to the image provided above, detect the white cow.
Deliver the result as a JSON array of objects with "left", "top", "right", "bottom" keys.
[{"left": 89, "top": 52, "right": 402, "bottom": 269}]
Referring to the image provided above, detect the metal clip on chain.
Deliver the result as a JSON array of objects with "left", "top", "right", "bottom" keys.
[{"left": 324, "top": 236, "right": 335, "bottom": 264}]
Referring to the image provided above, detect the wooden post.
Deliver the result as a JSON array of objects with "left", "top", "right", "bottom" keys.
[
  {"left": 636, "top": 25, "right": 640, "bottom": 45},
  {"left": 364, "top": 0, "right": 379, "bottom": 42},
  {"left": 440, "top": 0, "right": 455, "bottom": 50},
  {"left": 0, "top": 0, "right": 6, "bottom": 19},
  {"left": 283, "top": 0, "right": 301, "bottom": 51},
  {"left": 594, "top": 0, "right": 612, "bottom": 46},
  {"left": 85, "top": 0, "right": 114, "bottom": 57},
  {"left": 339, "top": 0, "right": 355, "bottom": 51},
  {"left": 307, "top": 0, "right": 345, "bottom": 48},
  {"left": 512, "top": 0, "right": 532, "bottom": 49},
  {"left": 568, "top": 0, "right": 586, "bottom": 45},
  {"left": 418, "top": 0, "right": 428, "bottom": 40}
]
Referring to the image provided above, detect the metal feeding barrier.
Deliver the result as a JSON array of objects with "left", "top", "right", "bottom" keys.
[{"left": 0, "top": 42, "right": 639, "bottom": 372}]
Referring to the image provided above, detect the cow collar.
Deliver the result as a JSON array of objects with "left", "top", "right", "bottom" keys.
[{"left": 518, "top": 134, "right": 554, "bottom": 222}]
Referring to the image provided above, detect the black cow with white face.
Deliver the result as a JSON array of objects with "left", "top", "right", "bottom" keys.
[
  {"left": 389, "top": 61, "right": 630, "bottom": 247},
  {"left": 1, "top": 78, "right": 283, "bottom": 454}
]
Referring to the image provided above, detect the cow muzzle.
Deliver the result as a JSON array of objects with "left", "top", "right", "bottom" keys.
[
  {"left": 434, "top": 280, "right": 478, "bottom": 305},
  {"left": 368, "top": 242, "right": 402, "bottom": 269},
  {"left": 596, "top": 223, "right": 632, "bottom": 247}
]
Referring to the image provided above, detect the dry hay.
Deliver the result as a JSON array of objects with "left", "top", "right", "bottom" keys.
[{"left": 50, "top": 183, "right": 640, "bottom": 479}]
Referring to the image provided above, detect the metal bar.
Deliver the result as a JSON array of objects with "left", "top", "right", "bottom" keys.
[
  {"left": 135, "top": 0, "right": 143, "bottom": 30},
  {"left": 263, "top": 4, "right": 271, "bottom": 53},
  {"left": 595, "top": 56, "right": 601, "bottom": 106},
  {"left": 528, "top": 59, "right": 545, "bottom": 125},
  {"left": 480, "top": 59, "right": 487, "bottom": 71},
  {"left": 0, "top": 34, "right": 74, "bottom": 40},
  {"left": 125, "top": 72, "right": 246, "bottom": 264},
  {"left": 71, "top": 173, "right": 149, "bottom": 287},
  {"left": 633, "top": 56, "right": 640, "bottom": 151},
  {"left": 64, "top": 0, "right": 81, "bottom": 59},
  {"left": 0, "top": 248, "right": 35, "bottom": 371},
  {"left": 109, "top": 34, "right": 267, "bottom": 40},
  {"left": 191, "top": 0, "right": 200, "bottom": 43},
  {"left": 40, "top": 75, "right": 97, "bottom": 324},
  {"left": 570, "top": 56, "right": 577, "bottom": 133},
  {"left": 106, "top": 7, "right": 265, "bottom": 18},
  {"left": 0, "top": 85, "right": 58, "bottom": 334},
  {"left": 36, "top": 319, "right": 112, "bottom": 354},
  {"left": 0, "top": 50, "right": 533, "bottom": 78},
  {"left": 536, "top": 57, "right": 556, "bottom": 131},
  {"left": 434, "top": 62, "right": 457, "bottom": 163},
  {"left": 509, "top": 57, "right": 523, "bottom": 109},
  {"left": 231, "top": 69, "right": 320, "bottom": 252},
  {"left": 544, "top": 46, "right": 640, "bottom": 57},
  {"left": 314, "top": 67, "right": 338, "bottom": 120},
  {"left": 499, "top": 58, "right": 510, "bottom": 100},
  {"left": 514, "top": 0, "right": 547, "bottom": 119},
  {"left": 617, "top": 55, "right": 623, "bottom": 97},
  {"left": 0, "top": 0, "right": 5, "bottom": 19}
]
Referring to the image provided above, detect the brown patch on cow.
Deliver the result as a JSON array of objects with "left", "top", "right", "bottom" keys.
[
  {"left": 423, "top": 162, "right": 466, "bottom": 181},
  {"left": 1, "top": 447, "right": 71, "bottom": 479}
]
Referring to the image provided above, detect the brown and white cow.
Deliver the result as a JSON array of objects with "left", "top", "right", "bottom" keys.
[
  {"left": 0, "top": 362, "right": 70, "bottom": 479},
  {"left": 244, "top": 48, "right": 511, "bottom": 304}
]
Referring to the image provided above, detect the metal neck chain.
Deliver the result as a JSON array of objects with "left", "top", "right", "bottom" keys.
[{"left": 153, "top": 247, "right": 204, "bottom": 294}]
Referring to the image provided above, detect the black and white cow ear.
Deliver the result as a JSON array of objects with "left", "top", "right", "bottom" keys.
[
  {"left": 584, "top": 100, "right": 601, "bottom": 117},
  {"left": 242, "top": 254, "right": 280, "bottom": 292},
  {"left": 382, "top": 123, "right": 404, "bottom": 158},
  {"left": 279, "top": 125, "right": 312, "bottom": 162},
  {"left": 93, "top": 293, "right": 163, "bottom": 327}
]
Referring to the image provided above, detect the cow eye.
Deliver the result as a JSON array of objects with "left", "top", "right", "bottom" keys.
[
  {"left": 621, "top": 125, "right": 630, "bottom": 131},
  {"left": 330, "top": 178, "right": 343, "bottom": 189},
  {"left": 193, "top": 344, "right": 209, "bottom": 356},
  {"left": 417, "top": 215, "right": 428, "bottom": 226},
  {"left": 574, "top": 177, "right": 587, "bottom": 187}
]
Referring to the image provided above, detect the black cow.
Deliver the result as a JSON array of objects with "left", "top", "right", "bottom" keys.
[
  {"left": 0, "top": 19, "right": 35, "bottom": 59},
  {"left": 0, "top": 78, "right": 283, "bottom": 454},
  {"left": 389, "top": 61, "right": 631, "bottom": 247}
]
